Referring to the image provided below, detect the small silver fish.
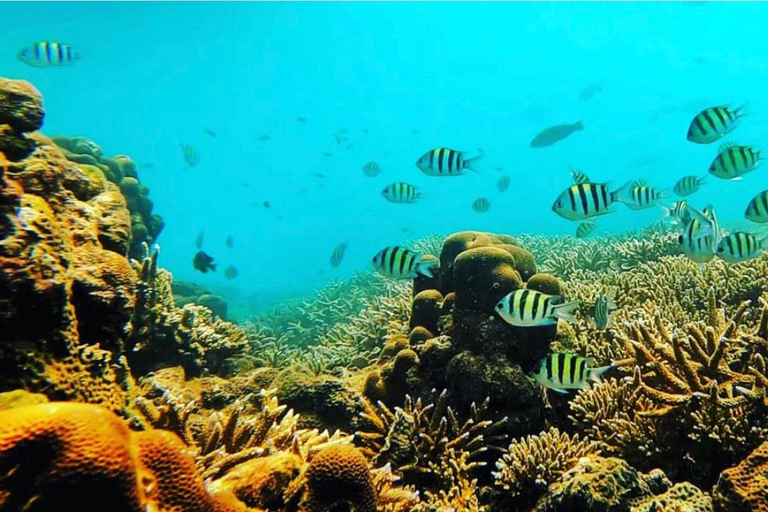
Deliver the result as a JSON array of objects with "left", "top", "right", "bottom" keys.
[{"left": 593, "top": 293, "right": 617, "bottom": 330}]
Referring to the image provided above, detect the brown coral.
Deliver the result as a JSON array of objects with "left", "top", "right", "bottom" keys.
[
  {"left": 713, "top": 441, "right": 768, "bottom": 512},
  {"left": 303, "top": 444, "right": 377, "bottom": 512}
]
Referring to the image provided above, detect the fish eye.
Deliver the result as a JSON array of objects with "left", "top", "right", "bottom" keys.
[
  {"left": 677, "top": 235, "right": 683, "bottom": 244},
  {"left": 495, "top": 302, "right": 503, "bottom": 309},
  {"left": 717, "top": 246, "right": 724, "bottom": 253}
]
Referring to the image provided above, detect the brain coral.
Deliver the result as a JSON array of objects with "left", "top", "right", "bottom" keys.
[{"left": 304, "top": 444, "right": 377, "bottom": 512}]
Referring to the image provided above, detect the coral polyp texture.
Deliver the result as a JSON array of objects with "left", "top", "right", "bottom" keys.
[{"left": 4, "top": 75, "right": 768, "bottom": 511}]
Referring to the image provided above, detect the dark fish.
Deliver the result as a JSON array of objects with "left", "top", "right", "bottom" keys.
[
  {"left": 363, "top": 162, "right": 382, "bottom": 177},
  {"left": 297, "top": 188, "right": 308, "bottom": 195},
  {"left": 203, "top": 128, "right": 217, "bottom": 138},
  {"left": 225, "top": 236, "right": 234, "bottom": 248},
  {"left": 530, "top": 121, "right": 584, "bottom": 148},
  {"left": 494, "top": 166, "right": 504, "bottom": 172},
  {"left": 263, "top": 201, "right": 271, "bottom": 209},
  {"left": 141, "top": 163, "right": 155, "bottom": 169},
  {"left": 18, "top": 41, "right": 80, "bottom": 67},
  {"left": 497, "top": 175, "right": 510, "bottom": 192},
  {"left": 240, "top": 183, "right": 250, "bottom": 187},
  {"left": 330, "top": 242, "right": 348, "bottom": 267},
  {"left": 363, "top": 128, "right": 369, "bottom": 134},
  {"left": 578, "top": 82, "right": 603, "bottom": 101},
  {"left": 195, "top": 231, "right": 204, "bottom": 250},
  {"left": 181, "top": 144, "right": 200, "bottom": 168},
  {"left": 412, "top": 129, "right": 418, "bottom": 135},
  {"left": 322, "top": 152, "right": 333, "bottom": 157},
  {"left": 311, "top": 173, "right": 326, "bottom": 179},
  {"left": 257, "top": 135, "right": 271, "bottom": 141},
  {"left": 193, "top": 251, "right": 216, "bottom": 273},
  {"left": 224, "top": 265, "right": 238, "bottom": 279},
  {"left": 296, "top": 116, "right": 307, "bottom": 122},
  {"left": 334, "top": 135, "right": 341, "bottom": 144},
  {"left": 345, "top": 144, "right": 354, "bottom": 150}
]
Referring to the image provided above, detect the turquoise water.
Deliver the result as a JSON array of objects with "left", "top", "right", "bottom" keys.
[{"left": 4, "top": 1, "right": 768, "bottom": 314}]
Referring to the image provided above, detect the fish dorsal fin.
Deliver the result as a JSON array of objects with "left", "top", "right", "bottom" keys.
[{"left": 719, "top": 141, "right": 737, "bottom": 152}]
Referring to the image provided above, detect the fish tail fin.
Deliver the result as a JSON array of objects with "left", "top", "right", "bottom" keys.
[
  {"left": 759, "top": 236, "right": 768, "bottom": 251},
  {"left": 688, "top": 206, "right": 715, "bottom": 238},
  {"left": 661, "top": 204, "right": 674, "bottom": 219},
  {"left": 210, "top": 263, "right": 217, "bottom": 272},
  {"left": 734, "top": 103, "right": 749, "bottom": 119},
  {"left": 574, "top": 120, "right": 585, "bottom": 131},
  {"left": 610, "top": 180, "right": 635, "bottom": 203},
  {"left": 465, "top": 153, "right": 484, "bottom": 173},
  {"left": 551, "top": 300, "right": 580, "bottom": 323},
  {"left": 697, "top": 174, "right": 708, "bottom": 186},
  {"left": 416, "top": 258, "right": 438, "bottom": 278},
  {"left": 588, "top": 364, "right": 614, "bottom": 384}
]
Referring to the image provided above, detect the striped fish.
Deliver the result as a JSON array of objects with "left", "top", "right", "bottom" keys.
[
  {"left": 381, "top": 182, "right": 421, "bottom": 203},
  {"left": 593, "top": 292, "right": 616, "bottom": 330},
  {"left": 673, "top": 175, "right": 706, "bottom": 197},
  {"left": 715, "top": 232, "right": 768, "bottom": 263},
  {"left": 663, "top": 200, "right": 692, "bottom": 226},
  {"left": 330, "top": 242, "right": 348, "bottom": 267},
  {"left": 551, "top": 181, "right": 633, "bottom": 221},
  {"left": 687, "top": 105, "right": 745, "bottom": 144},
  {"left": 709, "top": 143, "right": 762, "bottom": 180},
  {"left": 531, "top": 353, "right": 613, "bottom": 393},
  {"left": 679, "top": 205, "right": 719, "bottom": 264},
  {"left": 621, "top": 184, "right": 667, "bottom": 210},
  {"left": 362, "top": 161, "right": 381, "bottom": 177},
  {"left": 745, "top": 190, "right": 768, "bottom": 223},
  {"left": 181, "top": 144, "right": 200, "bottom": 168},
  {"left": 372, "top": 246, "right": 437, "bottom": 279},
  {"left": 570, "top": 166, "right": 590, "bottom": 185},
  {"left": 17, "top": 41, "right": 80, "bottom": 67},
  {"left": 415, "top": 148, "right": 483, "bottom": 176},
  {"left": 472, "top": 197, "right": 490, "bottom": 212},
  {"left": 495, "top": 289, "right": 580, "bottom": 327},
  {"left": 575, "top": 222, "right": 596, "bottom": 239},
  {"left": 497, "top": 174, "right": 510, "bottom": 192}
]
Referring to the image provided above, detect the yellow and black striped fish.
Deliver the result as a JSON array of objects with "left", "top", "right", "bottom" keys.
[
  {"left": 621, "top": 184, "right": 667, "bottom": 210},
  {"left": 531, "top": 353, "right": 612, "bottom": 393},
  {"left": 679, "top": 205, "right": 718, "bottom": 264},
  {"left": 709, "top": 143, "right": 762, "bottom": 180},
  {"left": 495, "top": 289, "right": 580, "bottom": 327},
  {"left": 415, "top": 148, "right": 483, "bottom": 176},
  {"left": 745, "top": 190, "right": 768, "bottom": 223},
  {"left": 570, "top": 167, "right": 590, "bottom": 185},
  {"left": 372, "top": 246, "right": 437, "bottom": 279},
  {"left": 381, "top": 182, "right": 421, "bottom": 203},
  {"left": 575, "top": 222, "right": 596, "bottom": 239},
  {"left": 551, "top": 181, "right": 633, "bottom": 221},
  {"left": 663, "top": 200, "right": 692, "bottom": 226},
  {"left": 472, "top": 197, "right": 490, "bottom": 212},
  {"left": 362, "top": 161, "right": 381, "bottom": 177},
  {"left": 715, "top": 232, "right": 768, "bottom": 263},
  {"left": 593, "top": 292, "right": 616, "bottom": 330},
  {"left": 17, "top": 41, "right": 80, "bottom": 67},
  {"left": 687, "top": 105, "right": 745, "bottom": 144},
  {"left": 497, "top": 174, "right": 510, "bottom": 192},
  {"left": 181, "top": 144, "right": 201, "bottom": 168},
  {"left": 330, "top": 241, "right": 348, "bottom": 267},
  {"left": 673, "top": 175, "right": 706, "bottom": 197}
]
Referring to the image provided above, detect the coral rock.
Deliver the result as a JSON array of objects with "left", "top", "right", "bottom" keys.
[
  {"left": 497, "top": 243, "right": 537, "bottom": 281},
  {"left": 304, "top": 445, "right": 377, "bottom": 512},
  {"left": 453, "top": 246, "right": 522, "bottom": 312},
  {"left": 439, "top": 231, "right": 494, "bottom": 294},
  {"left": 408, "top": 326, "right": 434, "bottom": 346},
  {"left": 89, "top": 187, "right": 132, "bottom": 255},
  {"left": 713, "top": 442, "right": 768, "bottom": 512},
  {"left": 526, "top": 272, "right": 564, "bottom": 297},
  {"left": 0, "top": 78, "right": 44, "bottom": 133},
  {"left": 409, "top": 289, "right": 444, "bottom": 333},
  {"left": 633, "top": 482, "right": 713, "bottom": 512}
]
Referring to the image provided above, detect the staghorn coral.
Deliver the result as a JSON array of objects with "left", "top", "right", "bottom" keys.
[
  {"left": 492, "top": 427, "right": 600, "bottom": 508},
  {"left": 357, "top": 390, "right": 507, "bottom": 493}
]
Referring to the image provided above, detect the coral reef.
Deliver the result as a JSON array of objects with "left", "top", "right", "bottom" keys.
[
  {"left": 51, "top": 135, "right": 163, "bottom": 259},
  {"left": 174, "top": 280, "right": 229, "bottom": 319},
  {"left": 713, "top": 442, "right": 768, "bottom": 512}
]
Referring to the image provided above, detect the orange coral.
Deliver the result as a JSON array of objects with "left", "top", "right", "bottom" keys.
[
  {"left": 304, "top": 445, "right": 377, "bottom": 512},
  {"left": 0, "top": 402, "right": 248, "bottom": 512},
  {"left": 713, "top": 442, "right": 768, "bottom": 512}
]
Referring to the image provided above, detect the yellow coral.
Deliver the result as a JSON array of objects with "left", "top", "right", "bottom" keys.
[{"left": 303, "top": 444, "right": 377, "bottom": 512}]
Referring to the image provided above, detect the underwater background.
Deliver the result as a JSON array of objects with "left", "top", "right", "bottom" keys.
[
  {"left": 6, "top": 2, "right": 768, "bottom": 512},
  {"left": 5, "top": 1, "right": 768, "bottom": 317}
]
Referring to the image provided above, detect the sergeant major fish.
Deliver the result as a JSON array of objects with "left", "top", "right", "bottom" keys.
[
  {"left": 593, "top": 292, "right": 617, "bottom": 330},
  {"left": 663, "top": 200, "right": 692, "bottom": 226},
  {"left": 415, "top": 148, "right": 483, "bottom": 176},
  {"left": 495, "top": 289, "right": 580, "bottom": 327},
  {"left": 575, "top": 222, "right": 596, "bottom": 239},
  {"left": 17, "top": 41, "right": 80, "bottom": 67},
  {"left": 372, "top": 246, "right": 437, "bottom": 279},
  {"left": 687, "top": 105, "right": 745, "bottom": 144},
  {"left": 330, "top": 241, "right": 348, "bottom": 267},
  {"left": 531, "top": 353, "right": 613, "bottom": 393},
  {"left": 472, "top": 197, "right": 490, "bottom": 213},
  {"left": 619, "top": 183, "right": 667, "bottom": 210},
  {"left": 381, "top": 182, "right": 421, "bottom": 203},
  {"left": 709, "top": 143, "right": 762, "bottom": 180},
  {"left": 715, "top": 232, "right": 768, "bottom": 263},
  {"left": 679, "top": 205, "right": 719, "bottom": 264},
  {"left": 745, "top": 190, "right": 768, "bottom": 223},
  {"left": 673, "top": 175, "right": 706, "bottom": 197},
  {"left": 362, "top": 161, "right": 381, "bottom": 177},
  {"left": 552, "top": 181, "right": 634, "bottom": 221},
  {"left": 497, "top": 174, "right": 510, "bottom": 192}
]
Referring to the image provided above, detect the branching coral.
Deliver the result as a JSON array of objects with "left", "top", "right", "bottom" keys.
[{"left": 356, "top": 390, "right": 507, "bottom": 493}]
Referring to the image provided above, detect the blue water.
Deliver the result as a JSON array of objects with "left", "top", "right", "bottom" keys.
[{"left": 4, "top": 1, "right": 768, "bottom": 315}]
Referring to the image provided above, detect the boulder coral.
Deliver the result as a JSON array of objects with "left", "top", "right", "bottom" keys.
[{"left": 304, "top": 445, "right": 377, "bottom": 512}]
